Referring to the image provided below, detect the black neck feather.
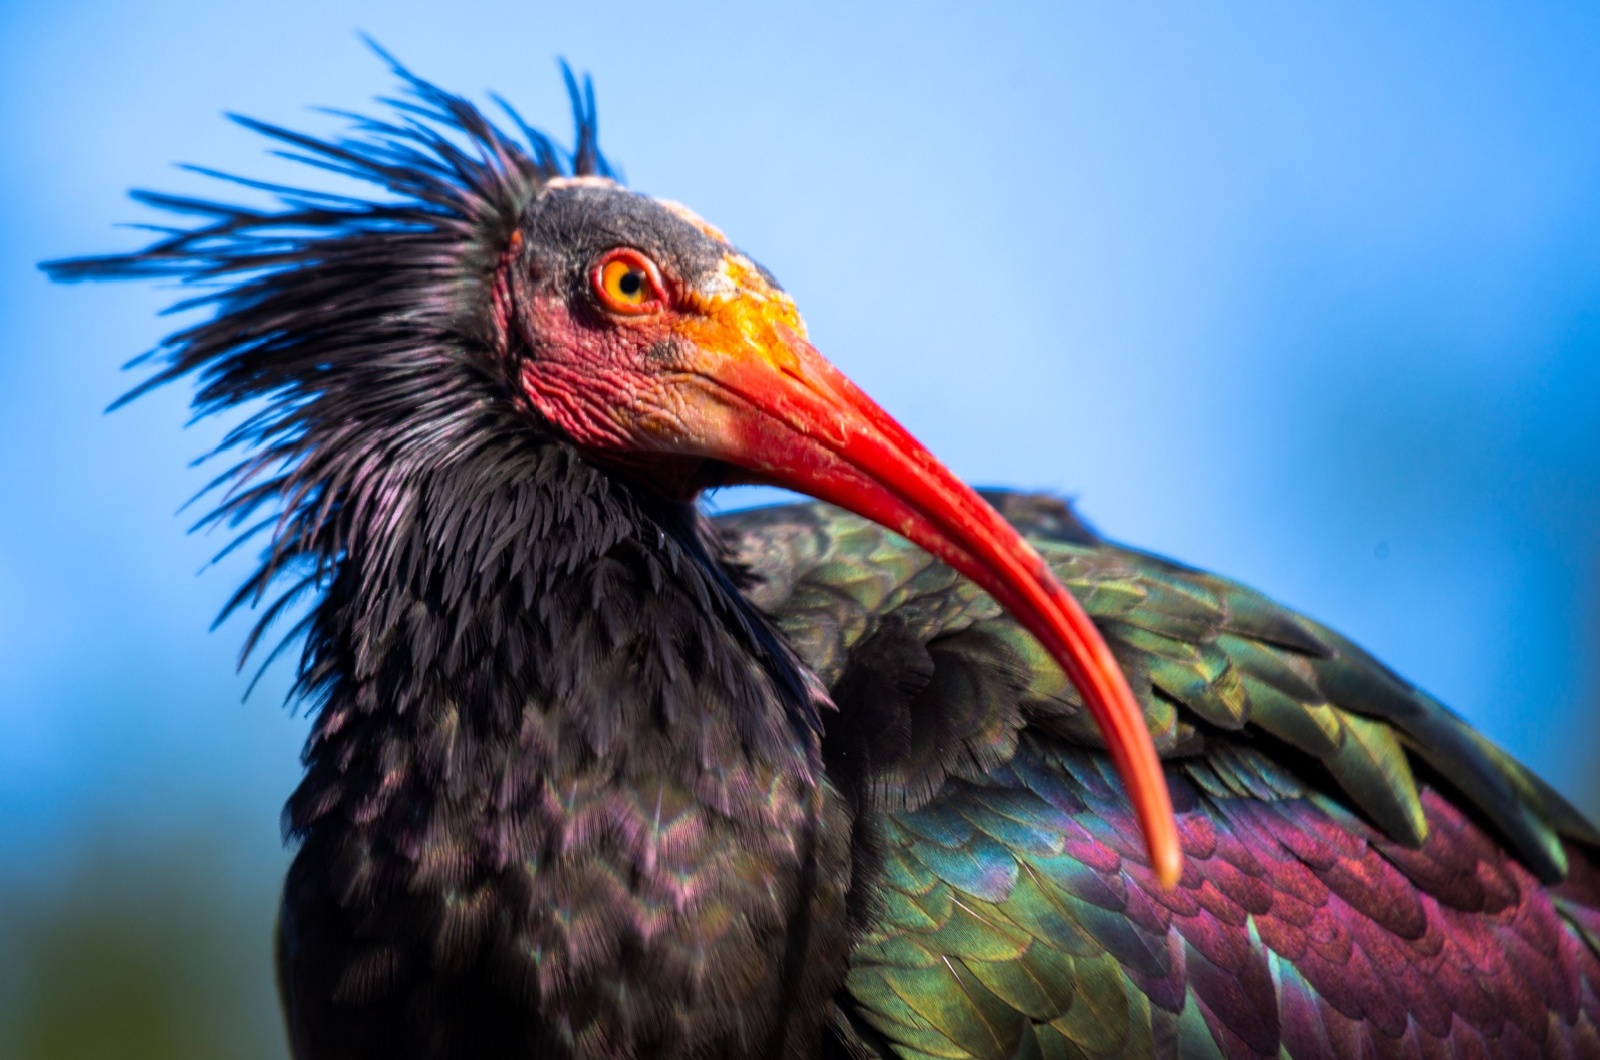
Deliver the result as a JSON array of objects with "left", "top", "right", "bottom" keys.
[
  {"left": 284, "top": 433, "right": 822, "bottom": 846},
  {"left": 43, "top": 55, "right": 853, "bottom": 1055}
]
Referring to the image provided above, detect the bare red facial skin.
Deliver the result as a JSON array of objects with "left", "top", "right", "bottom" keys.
[
  {"left": 517, "top": 247, "right": 1183, "bottom": 888},
  {"left": 517, "top": 286, "right": 716, "bottom": 496}
]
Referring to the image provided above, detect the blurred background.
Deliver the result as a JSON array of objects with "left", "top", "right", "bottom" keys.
[{"left": 3, "top": 1, "right": 1600, "bottom": 1055}]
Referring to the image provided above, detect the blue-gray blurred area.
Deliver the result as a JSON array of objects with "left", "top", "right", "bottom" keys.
[{"left": 3, "top": 1, "right": 1600, "bottom": 1054}]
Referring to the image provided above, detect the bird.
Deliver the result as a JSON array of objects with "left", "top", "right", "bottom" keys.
[{"left": 45, "top": 56, "right": 1600, "bottom": 1060}]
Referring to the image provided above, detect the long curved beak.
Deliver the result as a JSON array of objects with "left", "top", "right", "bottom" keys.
[{"left": 645, "top": 273, "right": 1182, "bottom": 887}]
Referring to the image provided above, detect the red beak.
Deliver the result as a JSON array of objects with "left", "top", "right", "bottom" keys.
[
  {"left": 698, "top": 327, "right": 1181, "bottom": 887},
  {"left": 521, "top": 241, "right": 1183, "bottom": 887}
]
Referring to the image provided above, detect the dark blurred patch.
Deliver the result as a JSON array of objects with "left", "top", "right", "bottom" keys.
[
  {"left": 1587, "top": 758, "right": 1600, "bottom": 831},
  {"left": 0, "top": 833, "right": 287, "bottom": 1060}
]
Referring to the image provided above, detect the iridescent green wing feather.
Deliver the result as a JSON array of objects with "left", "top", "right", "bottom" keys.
[
  {"left": 720, "top": 492, "right": 1597, "bottom": 877},
  {"left": 718, "top": 493, "right": 1600, "bottom": 1059}
]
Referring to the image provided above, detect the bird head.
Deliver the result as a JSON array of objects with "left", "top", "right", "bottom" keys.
[
  {"left": 46, "top": 61, "right": 1181, "bottom": 886},
  {"left": 507, "top": 178, "right": 1182, "bottom": 884}
]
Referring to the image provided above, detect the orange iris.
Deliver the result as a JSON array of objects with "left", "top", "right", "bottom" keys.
[{"left": 593, "top": 250, "right": 663, "bottom": 314}]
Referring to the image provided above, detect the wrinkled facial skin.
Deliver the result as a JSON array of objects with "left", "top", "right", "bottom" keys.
[{"left": 510, "top": 180, "right": 800, "bottom": 497}]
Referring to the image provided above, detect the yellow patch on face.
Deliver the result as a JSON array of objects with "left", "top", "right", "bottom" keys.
[{"left": 676, "top": 252, "right": 810, "bottom": 375}]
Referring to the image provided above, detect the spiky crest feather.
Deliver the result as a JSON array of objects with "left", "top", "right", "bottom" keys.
[
  {"left": 47, "top": 50, "right": 622, "bottom": 689},
  {"left": 45, "top": 50, "right": 827, "bottom": 742},
  {"left": 47, "top": 53, "right": 854, "bottom": 1058},
  {"left": 42, "top": 49, "right": 1600, "bottom": 1060}
]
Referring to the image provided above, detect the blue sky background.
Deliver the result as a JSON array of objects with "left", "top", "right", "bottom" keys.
[{"left": 3, "top": 1, "right": 1600, "bottom": 898}]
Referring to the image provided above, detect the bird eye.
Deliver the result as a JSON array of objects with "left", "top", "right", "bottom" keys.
[{"left": 592, "top": 249, "right": 665, "bottom": 315}]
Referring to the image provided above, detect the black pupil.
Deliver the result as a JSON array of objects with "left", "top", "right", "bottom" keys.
[{"left": 618, "top": 270, "right": 645, "bottom": 298}]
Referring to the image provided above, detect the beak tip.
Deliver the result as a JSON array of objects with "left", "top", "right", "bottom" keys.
[
  {"left": 1153, "top": 846, "right": 1183, "bottom": 889},
  {"left": 683, "top": 327, "right": 1187, "bottom": 888}
]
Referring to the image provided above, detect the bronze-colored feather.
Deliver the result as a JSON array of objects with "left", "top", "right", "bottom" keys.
[
  {"left": 47, "top": 55, "right": 1600, "bottom": 1059},
  {"left": 724, "top": 494, "right": 1600, "bottom": 1058}
]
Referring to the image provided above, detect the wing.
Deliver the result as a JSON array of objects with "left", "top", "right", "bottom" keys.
[{"left": 718, "top": 493, "right": 1600, "bottom": 1059}]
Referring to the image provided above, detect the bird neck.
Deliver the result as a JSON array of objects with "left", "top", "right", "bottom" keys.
[{"left": 282, "top": 437, "right": 821, "bottom": 852}]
